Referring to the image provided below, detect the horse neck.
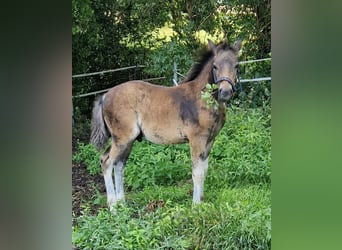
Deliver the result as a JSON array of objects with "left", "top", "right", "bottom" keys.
[{"left": 190, "top": 59, "right": 214, "bottom": 90}]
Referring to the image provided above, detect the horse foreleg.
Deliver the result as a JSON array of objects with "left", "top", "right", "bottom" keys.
[
  {"left": 190, "top": 138, "right": 212, "bottom": 204},
  {"left": 203, "top": 141, "right": 213, "bottom": 178},
  {"left": 192, "top": 157, "right": 208, "bottom": 203}
]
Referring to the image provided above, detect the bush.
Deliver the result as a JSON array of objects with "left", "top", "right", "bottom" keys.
[
  {"left": 144, "top": 39, "right": 194, "bottom": 85},
  {"left": 236, "top": 58, "right": 272, "bottom": 109},
  {"left": 72, "top": 142, "right": 102, "bottom": 175},
  {"left": 124, "top": 142, "right": 192, "bottom": 190},
  {"left": 207, "top": 106, "right": 271, "bottom": 189}
]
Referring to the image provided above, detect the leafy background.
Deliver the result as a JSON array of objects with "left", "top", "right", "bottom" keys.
[
  {"left": 72, "top": 0, "right": 271, "bottom": 249},
  {"left": 72, "top": 0, "right": 271, "bottom": 130}
]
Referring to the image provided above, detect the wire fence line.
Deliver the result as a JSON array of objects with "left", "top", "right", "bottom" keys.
[
  {"left": 72, "top": 65, "right": 146, "bottom": 78},
  {"left": 72, "top": 58, "right": 271, "bottom": 98},
  {"left": 239, "top": 77, "right": 271, "bottom": 83},
  {"left": 73, "top": 76, "right": 271, "bottom": 98},
  {"left": 173, "top": 58, "right": 271, "bottom": 78},
  {"left": 72, "top": 77, "right": 166, "bottom": 98},
  {"left": 174, "top": 72, "right": 271, "bottom": 84},
  {"left": 239, "top": 58, "right": 271, "bottom": 64},
  {"left": 72, "top": 58, "right": 271, "bottom": 78},
  {"left": 173, "top": 58, "right": 271, "bottom": 86}
]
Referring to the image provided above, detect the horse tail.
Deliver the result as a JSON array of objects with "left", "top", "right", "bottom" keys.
[{"left": 90, "top": 94, "right": 109, "bottom": 151}]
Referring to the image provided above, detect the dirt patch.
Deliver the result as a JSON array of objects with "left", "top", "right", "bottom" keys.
[{"left": 72, "top": 139, "right": 106, "bottom": 222}]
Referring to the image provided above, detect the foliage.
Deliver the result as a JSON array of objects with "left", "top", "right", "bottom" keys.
[
  {"left": 235, "top": 57, "right": 271, "bottom": 109},
  {"left": 72, "top": 0, "right": 271, "bottom": 125},
  {"left": 72, "top": 2, "right": 271, "bottom": 247},
  {"left": 201, "top": 83, "right": 219, "bottom": 110},
  {"left": 207, "top": 106, "right": 271, "bottom": 189},
  {"left": 73, "top": 185, "right": 271, "bottom": 249},
  {"left": 144, "top": 38, "right": 194, "bottom": 85},
  {"left": 72, "top": 142, "right": 102, "bottom": 175},
  {"left": 125, "top": 142, "right": 191, "bottom": 190},
  {"left": 237, "top": 80, "right": 271, "bottom": 111},
  {"left": 73, "top": 106, "right": 271, "bottom": 248},
  {"left": 72, "top": 106, "right": 91, "bottom": 141}
]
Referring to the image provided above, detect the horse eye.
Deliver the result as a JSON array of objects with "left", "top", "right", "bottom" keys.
[{"left": 213, "top": 64, "right": 218, "bottom": 70}]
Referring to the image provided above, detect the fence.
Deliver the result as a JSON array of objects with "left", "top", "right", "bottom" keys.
[
  {"left": 172, "top": 58, "right": 271, "bottom": 86},
  {"left": 72, "top": 65, "right": 166, "bottom": 98},
  {"left": 72, "top": 58, "right": 271, "bottom": 98}
]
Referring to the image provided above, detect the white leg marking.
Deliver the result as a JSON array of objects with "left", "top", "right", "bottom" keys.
[
  {"left": 203, "top": 157, "right": 209, "bottom": 177},
  {"left": 103, "top": 159, "right": 117, "bottom": 208},
  {"left": 192, "top": 157, "right": 208, "bottom": 203},
  {"left": 114, "top": 161, "right": 125, "bottom": 202}
]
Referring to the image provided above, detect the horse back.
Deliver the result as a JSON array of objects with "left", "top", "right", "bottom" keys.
[{"left": 102, "top": 80, "right": 225, "bottom": 145}]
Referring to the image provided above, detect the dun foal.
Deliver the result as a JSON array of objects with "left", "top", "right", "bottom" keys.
[{"left": 90, "top": 39, "right": 242, "bottom": 210}]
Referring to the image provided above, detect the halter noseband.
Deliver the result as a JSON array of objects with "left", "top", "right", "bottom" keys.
[{"left": 212, "top": 68, "right": 242, "bottom": 93}]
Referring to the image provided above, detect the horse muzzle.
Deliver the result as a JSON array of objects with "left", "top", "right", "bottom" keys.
[
  {"left": 216, "top": 77, "right": 236, "bottom": 102},
  {"left": 218, "top": 88, "right": 234, "bottom": 102}
]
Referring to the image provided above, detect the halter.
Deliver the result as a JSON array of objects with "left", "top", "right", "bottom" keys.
[{"left": 212, "top": 68, "right": 242, "bottom": 93}]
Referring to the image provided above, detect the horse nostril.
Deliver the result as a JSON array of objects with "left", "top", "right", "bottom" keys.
[
  {"left": 218, "top": 89, "right": 234, "bottom": 101},
  {"left": 219, "top": 89, "right": 229, "bottom": 97}
]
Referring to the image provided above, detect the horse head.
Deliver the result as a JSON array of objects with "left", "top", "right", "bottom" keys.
[{"left": 208, "top": 39, "right": 242, "bottom": 102}]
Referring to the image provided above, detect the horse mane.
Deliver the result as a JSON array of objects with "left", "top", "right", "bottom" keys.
[{"left": 180, "top": 41, "right": 233, "bottom": 83}]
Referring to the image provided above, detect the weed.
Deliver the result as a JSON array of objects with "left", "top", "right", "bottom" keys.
[
  {"left": 73, "top": 186, "right": 270, "bottom": 249},
  {"left": 201, "top": 83, "right": 219, "bottom": 110},
  {"left": 72, "top": 142, "right": 102, "bottom": 175}
]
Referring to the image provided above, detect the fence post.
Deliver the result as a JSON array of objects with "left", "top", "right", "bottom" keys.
[{"left": 173, "top": 62, "right": 178, "bottom": 86}]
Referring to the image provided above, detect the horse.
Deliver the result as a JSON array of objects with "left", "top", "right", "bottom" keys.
[{"left": 90, "top": 39, "right": 242, "bottom": 210}]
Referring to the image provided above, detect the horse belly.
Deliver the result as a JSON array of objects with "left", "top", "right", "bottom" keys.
[{"left": 143, "top": 127, "right": 188, "bottom": 145}]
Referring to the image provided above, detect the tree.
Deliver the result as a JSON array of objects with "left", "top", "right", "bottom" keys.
[{"left": 72, "top": 0, "right": 271, "bottom": 124}]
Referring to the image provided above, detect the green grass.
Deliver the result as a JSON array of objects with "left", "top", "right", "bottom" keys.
[
  {"left": 73, "top": 186, "right": 270, "bottom": 250},
  {"left": 72, "top": 106, "right": 271, "bottom": 249}
]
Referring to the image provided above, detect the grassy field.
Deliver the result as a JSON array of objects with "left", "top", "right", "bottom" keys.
[{"left": 72, "top": 106, "right": 271, "bottom": 249}]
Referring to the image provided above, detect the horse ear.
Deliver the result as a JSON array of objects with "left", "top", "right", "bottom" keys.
[
  {"left": 208, "top": 39, "right": 217, "bottom": 55},
  {"left": 233, "top": 38, "right": 242, "bottom": 52}
]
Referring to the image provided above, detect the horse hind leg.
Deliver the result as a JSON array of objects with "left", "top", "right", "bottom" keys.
[
  {"left": 100, "top": 147, "right": 117, "bottom": 210},
  {"left": 113, "top": 141, "right": 134, "bottom": 202},
  {"left": 100, "top": 141, "right": 134, "bottom": 210}
]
